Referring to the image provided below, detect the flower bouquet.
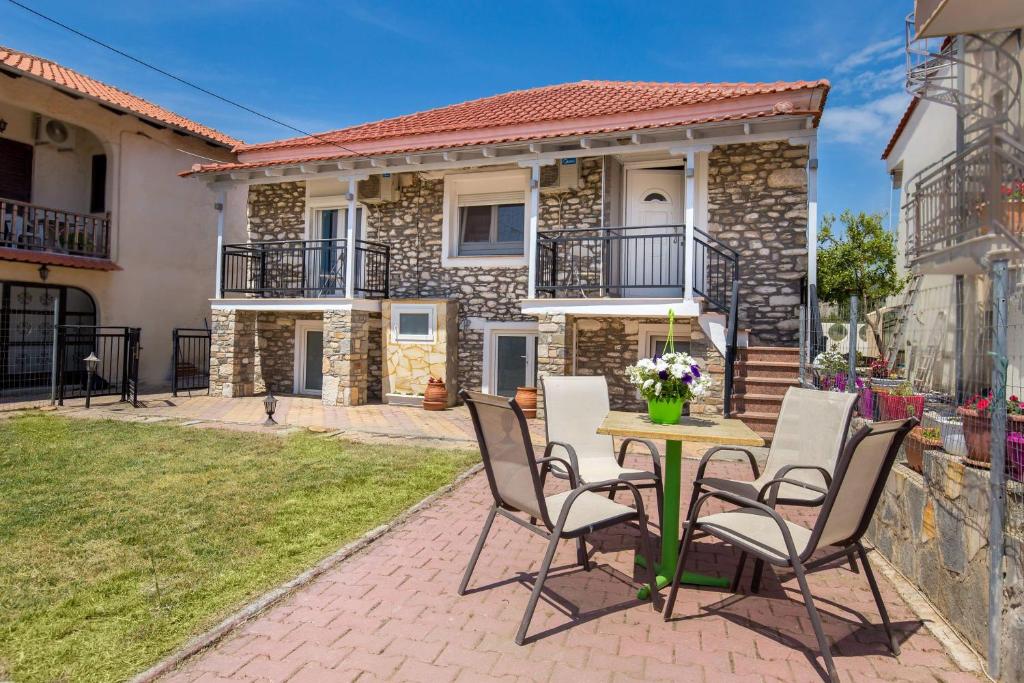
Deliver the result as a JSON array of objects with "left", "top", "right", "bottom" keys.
[{"left": 627, "top": 351, "right": 711, "bottom": 425}]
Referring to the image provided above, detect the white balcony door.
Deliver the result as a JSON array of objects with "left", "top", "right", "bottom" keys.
[
  {"left": 624, "top": 169, "right": 684, "bottom": 297},
  {"left": 485, "top": 330, "right": 537, "bottom": 397}
]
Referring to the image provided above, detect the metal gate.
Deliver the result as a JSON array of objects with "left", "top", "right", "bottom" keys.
[
  {"left": 172, "top": 327, "right": 211, "bottom": 396},
  {"left": 56, "top": 325, "right": 141, "bottom": 406}
]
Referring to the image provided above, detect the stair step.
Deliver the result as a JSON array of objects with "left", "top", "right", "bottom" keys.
[
  {"left": 733, "top": 377, "right": 800, "bottom": 396},
  {"left": 735, "top": 360, "right": 801, "bottom": 379},
  {"left": 731, "top": 393, "right": 784, "bottom": 414},
  {"left": 739, "top": 346, "right": 801, "bottom": 362}
]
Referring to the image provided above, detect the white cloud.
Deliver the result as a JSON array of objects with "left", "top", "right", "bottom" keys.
[
  {"left": 819, "top": 92, "right": 911, "bottom": 145},
  {"left": 842, "top": 64, "right": 906, "bottom": 95},
  {"left": 834, "top": 36, "right": 903, "bottom": 74}
]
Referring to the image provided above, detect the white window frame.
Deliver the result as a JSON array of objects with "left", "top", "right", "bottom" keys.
[
  {"left": 480, "top": 321, "right": 539, "bottom": 394},
  {"left": 304, "top": 195, "right": 368, "bottom": 241},
  {"left": 293, "top": 319, "right": 325, "bottom": 396},
  {"left": 441, "top": 169, "right": 529, "bottom": 268},
  {"left": 636, "top": 322, "right": 691, "bottom": 360},
  {"left": 391, "top": 303, "right": 436, "bottom": 343}
]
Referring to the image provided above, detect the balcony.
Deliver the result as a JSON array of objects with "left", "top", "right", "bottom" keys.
[
  {"left": 1, "top": 198, "right": 111, "bottom": 261},
  {"left": 220, "top": 238, "right": 390, "bottom": 298},
  {"left": 907, "top": 128, "right": 1024, "bottom": 271},
  {"left": 535, "top": 225, "right": 739, "bottom": 312}
]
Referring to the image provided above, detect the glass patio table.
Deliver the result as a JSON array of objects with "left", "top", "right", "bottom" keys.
[{"left": 596, "top": 410, "right": 765, "bottom": 599}]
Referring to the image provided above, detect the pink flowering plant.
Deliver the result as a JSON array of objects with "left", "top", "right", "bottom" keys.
[{"left": 1001, "top": 180, "right": 1024, "bottom": 201}]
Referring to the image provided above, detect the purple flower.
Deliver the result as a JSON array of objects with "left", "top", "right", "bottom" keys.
[
  {"left": 691, "top": 365, "right": 701, "bottom": 378},
  {"left": 683, "top": 375, "right": 693, "bottom": 384},
  {"left": 658, "top": 370, "right": 669, "bottom": 380}
]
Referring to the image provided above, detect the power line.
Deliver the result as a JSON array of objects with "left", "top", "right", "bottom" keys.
[{"left": 6, "top": 0, "right": 367, "bottom": 161}]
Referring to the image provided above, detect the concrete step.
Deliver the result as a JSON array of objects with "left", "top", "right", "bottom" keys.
[
  {"left": 735, "top": 360, "right": 801, "bottom": 380},
  {"left": 731, "top": 393, "right": 784, "bottom": 414},
  {"left": 733, "top": 410, "right": 782, "bottom": 439},
  {"left": 738, "top": 346, "right": 801, "bottom": 363},
  {"left": 732, "top": 376, "right": 800, "bottom": 396}
]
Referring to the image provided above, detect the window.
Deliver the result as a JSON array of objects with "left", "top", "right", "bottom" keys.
[
  {"left": 643, "top": 192, "right": 668, "bottom": 203},
  {"left": 90, "top": 154, "right": 107, "bottom": 213},
  {"left": 458, "top": 202, "right": 524, "bottom": 255},
  {"left": 391, "top": 304, "right": 435, "bottom": 342},
  {"left": 647, "top": 335, "right": 691, "bottom": 359}
]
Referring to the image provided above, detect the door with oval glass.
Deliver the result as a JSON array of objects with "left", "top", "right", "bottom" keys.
[{"left": 623, "top": 168, "right": 684, "bottom": 297}]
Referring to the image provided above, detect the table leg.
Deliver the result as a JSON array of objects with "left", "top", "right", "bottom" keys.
[{"left": 637, "top": 438, "right": 729, "bottom": 599}]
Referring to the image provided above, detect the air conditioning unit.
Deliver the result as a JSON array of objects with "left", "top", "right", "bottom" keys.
[
  {"left": 358, "top": 175, "right": 397, "bottom": 203},
  {"left": 35, "top": 116, "right": 76, "bottom": 150},
  {"left": 539, "top": 158, "right": 580, "bottom": 193}
]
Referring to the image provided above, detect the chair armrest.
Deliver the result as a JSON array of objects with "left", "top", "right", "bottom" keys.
[
  {"left": 618, "top": 438, "right": 663, "bottom": 480},
  {"left": 538, "top": 447, "right": 580, "bottom": 488},
  {"left": 553, "top": 479, "right": 648, "bottom": 533},
  {"left": 756, "top": 477, "right": 828, "bottom": 505},
  {"left": 773, "top": 464, "right": 833, "bottom": 487},
  {"left": 689, "top": 489, "right": 804, "bottom": 561},
  {"left": 695, "top": 445, "right": 760, "bottom": 481},
  {"left": 542, "top": 441, "right": 581, "bottom": 483}
]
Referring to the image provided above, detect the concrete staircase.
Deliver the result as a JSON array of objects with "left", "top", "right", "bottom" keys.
[{"left": 731, "top": 346, "right": 801, "bottom": 444}]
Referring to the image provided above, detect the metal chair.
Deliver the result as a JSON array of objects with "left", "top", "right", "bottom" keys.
[
  {"left": 665, "top": 418, "right": 917, "bottom": 683},
  {"left": 542, "top": 375, "right": 664, "bottom": 523},
  {"left": 458, "top": 389, "right": 659, "bottom": 645}
]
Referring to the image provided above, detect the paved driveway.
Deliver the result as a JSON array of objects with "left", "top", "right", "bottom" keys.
[{"left": 162, "top": 453, "right": 978, "bottom": 683}]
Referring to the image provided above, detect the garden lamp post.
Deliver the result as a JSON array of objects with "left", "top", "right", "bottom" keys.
[
  {"left": 263, "top": 390, "right": 278, "bottom": 426},
  {"left": 83, "top": 352, "right": 100, "bottom": 409}
]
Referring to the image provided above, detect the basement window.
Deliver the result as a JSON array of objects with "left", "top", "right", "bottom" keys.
[{"left": 392, "top": 304, "right": 435, "bottom": 342}]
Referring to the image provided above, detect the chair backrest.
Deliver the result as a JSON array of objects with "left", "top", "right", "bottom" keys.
[
  {"left": 461, "top": 389, "right": 548, "bottom": 523},
  {"left": 766, "top": 388, "right": 858, "bottom": 477},
  {"left": 542, "top": 376, "right": 615, "bottom": 460},
  {"left": 807, "top": 418, "right": 917, "bottom": 553}
]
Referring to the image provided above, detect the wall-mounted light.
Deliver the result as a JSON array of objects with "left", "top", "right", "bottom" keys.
[{"left": 38, "top": 264, "right": 49, "bottom": 282}]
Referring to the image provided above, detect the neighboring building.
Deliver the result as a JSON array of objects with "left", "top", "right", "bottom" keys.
[
  {"left": 0, "top": 46, "right": 245, "bottom": 395},
  {"left": 185, "top": 79, "right": 828, "bottom": 437}
]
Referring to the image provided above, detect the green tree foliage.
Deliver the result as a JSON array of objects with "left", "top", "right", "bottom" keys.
[{"left": 817, "top": 210, "right": 908, "bottom": 355}]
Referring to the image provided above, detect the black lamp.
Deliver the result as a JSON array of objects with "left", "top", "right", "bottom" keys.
[
  {"left": 84, "top": 352, "right": 100, "bottom": 408},
  {"left": 263, "top": 389, "right": 278, "bottom": 426}
]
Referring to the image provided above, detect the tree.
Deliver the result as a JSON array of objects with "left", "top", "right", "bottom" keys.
[{"left": 817, "top": 210, "right": 908, "bottom": 357}]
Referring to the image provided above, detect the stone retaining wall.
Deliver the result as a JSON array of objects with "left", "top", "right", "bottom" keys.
[{"left": 868, "top": 452, "right": 1023, "bottom": 680}]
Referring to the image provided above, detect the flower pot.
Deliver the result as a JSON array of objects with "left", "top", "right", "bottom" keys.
[
  {"left": 647, "top": 397, "right": 685, "bottom": 425},
  {"left": 958, "top": 407, "right": 991, "bottom": 466},
  {"left": 515, "top": 386, "right": 538, "bottom": 418},
  {"left": 423, "top": 379, "right": 448, "bottom": 411},
  {"left": 880, "top": 392, "right": 924, "bottom": 420},
  {"left": 904, "top": 427, "right": 942, "bottom": 474},
  {"left": 1008, "top": 433, "right": 1024, "bottom": 483},
  {"left": 936, "top": 415, "right": 967, "bottom": 458},
  {"left": 857, "top": 385, "right": 874, "bottom": 418}
]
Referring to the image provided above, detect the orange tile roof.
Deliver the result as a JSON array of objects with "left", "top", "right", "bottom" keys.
[
  {"left": 0, "top": 44, "right": 241, "bottom": 147},
  {"left": 240, "top": 79, "right": 830, "bottom": 153}
]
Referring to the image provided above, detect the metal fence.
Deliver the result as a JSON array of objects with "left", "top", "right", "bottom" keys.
[
  {"left": 55, "top": 325, "right": 141, "bottom": 407},
  {"left": 172, "top": 327, "right": 211, "bottom": 396}
]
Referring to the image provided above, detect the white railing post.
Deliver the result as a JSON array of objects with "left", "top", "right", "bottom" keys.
[
  {"left": 345, "top": 177, "right": 358, "bottom": 299},
  {"left": 806, "top": 138, "right": 819, "bottom": 294},
  {"left": 527, "top": 163, "right": 541, "bottom": 300},
  {"left": 684, "top": 150, "right": 696, "bottom": 300},
  {"left": 214, "top": 189, "right": 226, "bottom": 299}
]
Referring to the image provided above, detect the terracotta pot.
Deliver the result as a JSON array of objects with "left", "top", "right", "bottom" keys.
[
  {"left": 958, "top": 407, "right": 991, "bottom": 465},
  {"left": 515, "top": 386, "right": 538, "bottom": 418},
  {"left": 423, "top": 380, "right": 448, "bottom": 411},
  {"left": 879, "top": 392, "right": 924, "bottom": 421},
  {"left": 904, "top": 427, "right": 942, "bottom": 474}
]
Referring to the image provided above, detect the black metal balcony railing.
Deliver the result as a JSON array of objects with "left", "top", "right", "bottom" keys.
[
  {"left": 221, "top": 238, "right": 390, "bottom": 298},
  {"left": 535, "top": 224, "right": 739, "bottom": 312},
  {"left": 908, "top": 128, "right": 1024, "bottom": 260},
  {"left": 1, "top": 198, "right": 111, "bottom": 259}
]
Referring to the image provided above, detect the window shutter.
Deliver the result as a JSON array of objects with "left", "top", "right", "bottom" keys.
[
  {"left": 456, "top": 191, "right": 524, "bottom": 207},
  {"left": 0, "top": 138, "right": 33, "bottom": 203}
]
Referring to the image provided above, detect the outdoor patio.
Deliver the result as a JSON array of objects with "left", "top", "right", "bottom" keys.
[{"left": 157, "top": 453, "right": 978, "bottom": 683}]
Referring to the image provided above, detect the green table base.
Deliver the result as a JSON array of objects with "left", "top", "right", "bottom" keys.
[{"left": 637, "top": 438, "right": 729, "bottom": 600}]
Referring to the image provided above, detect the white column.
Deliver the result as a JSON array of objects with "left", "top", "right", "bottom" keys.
[
  {"left": 345, "top": 177, "right": 358, "bottom": 299},
  {"left": 806, "top": 139, "right": 819, "bottom": 289},
  {"left": 526, "top": 163, "right": 541, "bottom": 300},
  {"left": 214, "top": 189, "right": 226, "bottom": 299},
  {"left": 684, "top": 150, "right": 696, "bottom": 300}
]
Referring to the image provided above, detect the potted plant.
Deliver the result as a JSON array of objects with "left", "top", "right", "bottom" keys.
[
  {"left": 812, "top": 347, "right": 847, "bottom": 391},
  {"left": 879, "top": 381, "right": 924, "bottom": 421},
  {"left": 904, "top": 426, "right": 942, "bottom": 474},
  {"left": 1000, "top": 180, "right": 1024, "bottom": 237},
  {"left": 515, "top": 386, "right": 538, "bottom": 418},
  {"left": 934, "top": 413, "right": 967, "bottom": 457},
  {"left": 870, "top": 357, "right": 889, "bottom": 379},
  {"left": 423, "top": 376, "right": 448, "bottom": 411},
  {"left": 627, "top": 351, "right": 711, "bottom": 425}
]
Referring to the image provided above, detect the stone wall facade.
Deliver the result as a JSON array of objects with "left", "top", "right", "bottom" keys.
[
  {"left": 708, "top": 142, "right": 808, "bottom": 346},
  {"left": 868, "top": 452, "right": 1023, "bottom": 681},
  {"left": 253, "top": 312, "right": 317, "bottom": 394},
  {"left": 248, "top": 182, "right": 306, "bottom": 242},
  {"left": 322, "top": 309, "right": 373, "bottom": 406},
  {"left": 209, "top": 309, "right": 256, "bottom": 397}
]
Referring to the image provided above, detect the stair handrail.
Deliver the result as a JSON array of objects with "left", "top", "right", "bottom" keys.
[{"left": 723, "top": 278, "right": 741, "bottom": 417}]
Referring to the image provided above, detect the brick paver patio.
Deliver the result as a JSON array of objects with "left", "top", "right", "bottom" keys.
[{"left": 160, "top": 451, "right": 979, "bottom": 683}]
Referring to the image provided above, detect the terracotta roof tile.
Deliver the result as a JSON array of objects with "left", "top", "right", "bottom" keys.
[{"left": 0, "top": 44, "right": 241, "bottom": 147}]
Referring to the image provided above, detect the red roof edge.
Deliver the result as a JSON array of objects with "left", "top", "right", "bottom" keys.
[{"left": 882, "top": 98, "right": 920, "bottom": 160}]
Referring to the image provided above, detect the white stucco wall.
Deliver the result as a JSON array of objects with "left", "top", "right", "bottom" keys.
[{"left": 0, "top": 74, "right": 245, "bottom": 388}]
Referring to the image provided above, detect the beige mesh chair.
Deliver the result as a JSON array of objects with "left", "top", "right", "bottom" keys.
[
  {"left": 458, "top": 389, "right": 658, "bottom": 645},
  {"left": 542, "top": 376, "right": 663, "bottom": 520},
  {"left": 665, "top": 418, "right": 917, "bottom": 683}
]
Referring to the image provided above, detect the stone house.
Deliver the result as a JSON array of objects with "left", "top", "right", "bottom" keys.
[{"left": 185, "top": 80, "right": 829, "bottom": 436}]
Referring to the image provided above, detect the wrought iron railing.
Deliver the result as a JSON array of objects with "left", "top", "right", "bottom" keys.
[
  {"left": 220, "top": 238, "right": 390, "bottom": 298},
  {"left": 0, "top": 198, "right": 111, "bottom": 259},
  {"left": 535, "top": 224, "right": 739, "bottom": 311}
]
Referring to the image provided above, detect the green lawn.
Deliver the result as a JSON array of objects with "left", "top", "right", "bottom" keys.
[{"left": 0, "top": 414, "right": 477, "bottom": 683}]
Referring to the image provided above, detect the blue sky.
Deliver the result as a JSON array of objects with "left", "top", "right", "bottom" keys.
[{"left": 0, "top": 0, "right": 911, "bottom": 225}]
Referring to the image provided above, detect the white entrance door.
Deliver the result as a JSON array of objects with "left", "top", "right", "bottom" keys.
[
  {"left": 624, "top": 169, "right": 685, "bottom": 297},
  {"left": 294, "top": 320, "right": 324, "bottom": 395},
  {"left": 490, "top": 332, "right": 537, "bottom": 397}
]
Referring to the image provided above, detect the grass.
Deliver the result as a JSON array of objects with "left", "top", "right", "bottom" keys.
[{"left": 0, "top": 414, "right": 478, "bottom": 683}]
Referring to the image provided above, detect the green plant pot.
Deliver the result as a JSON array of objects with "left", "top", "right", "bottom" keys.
[{"left": 647, "top": 397, "right": 685, "bottom": 425}]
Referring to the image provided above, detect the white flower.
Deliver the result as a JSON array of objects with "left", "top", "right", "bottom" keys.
[
  {"left": 637, "top": 358, "right": 656, "bottom": 371},
  {"left": 654, "top": 382, "right": 662, "bottom": 396},
  {"left": 642, "top": 378, "right": 655, "bottom": 391},
  {"left": 670, "top": 364, "right": 684, "bottom": 379},
  {"left": 654, "top": 359, "right": 668, "bottom": 374}
]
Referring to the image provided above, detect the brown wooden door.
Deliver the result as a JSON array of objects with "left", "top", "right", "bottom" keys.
[{"left": 0, "top": 138, "right": 33, "bottom": 202}]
